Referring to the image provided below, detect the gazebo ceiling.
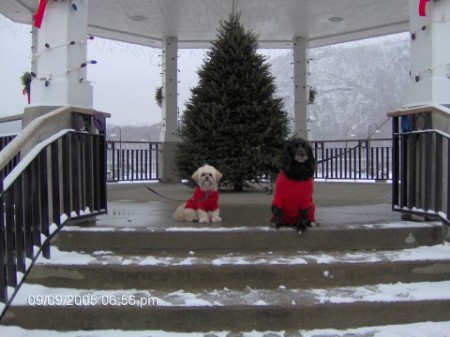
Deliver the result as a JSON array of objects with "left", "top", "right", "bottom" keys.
[{"left": 0, "top": 0, "right": 409, "bottom": 48}]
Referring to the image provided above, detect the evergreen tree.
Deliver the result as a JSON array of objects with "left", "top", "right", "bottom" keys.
[{"left": 175, "top": 12, "right": 289, "bottom": 191}]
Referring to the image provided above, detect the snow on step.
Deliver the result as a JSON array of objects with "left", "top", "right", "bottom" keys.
[
  {"left": 38, "top": 243, "right": 450, "bottom": 267},
  {"left": 10, "top": 280, "right": 450, "bottom": 307},
  {"left": 2, "top": 320, "right": 450, "bottom": 337}
]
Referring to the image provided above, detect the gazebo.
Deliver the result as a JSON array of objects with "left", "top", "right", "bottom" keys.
[{"left": 1, "top": 1, "right": 450, "bottom": 331}]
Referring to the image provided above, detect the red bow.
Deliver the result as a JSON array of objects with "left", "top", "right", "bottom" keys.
[
  {"left": 33, "top": 0, "right": 48, "bottom": 28},
  {"left": 419, "top": 0, "right": 431, "bottom": 17}
]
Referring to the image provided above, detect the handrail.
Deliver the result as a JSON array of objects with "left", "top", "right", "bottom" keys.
[
  {"left": 388, "top": 103, "right": 450, "bottom": 117},
  {"left": 0, "top": 106, "right": 110, "bottom": 172},
  {"left": 0, "top": 114, "right": 23, "bottom": 124},
  {"left": 3, "top": 129, "right": 71, "bottom": 189}
]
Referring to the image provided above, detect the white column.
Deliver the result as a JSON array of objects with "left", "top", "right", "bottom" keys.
[
  {"left": 159, "top": 36, "right": 179, "bottom": 182},
  {"left": 404, "top": 0, "right": 450, "bottom": 107},
  {"left": 293, "top": 37, "right": 310, "bottom": 139},
  {"left": 30, "top": 0, "right": 92, "bottom": 108},
  {"left": 161, "top": 36, "right": 179, "bottom": 142}
]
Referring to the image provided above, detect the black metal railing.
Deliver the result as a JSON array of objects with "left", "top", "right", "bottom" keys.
[
  {"left": 0, "top": 134, "right": 19, "bottom": 177},
  {"left": 104, "top": 138, "right": 393, "bottom": 183},
  {"left": 312, "top": 138, "right": 392, "bottom": 180},
  {"left": 391, "top": 110, "right": 450, "bottom": 225},
  {"left": 106, "top": 140, "right": 161, "bottom": 182},
  {"left": 0, "top": 127, "right": 107, "bottom": 317}
]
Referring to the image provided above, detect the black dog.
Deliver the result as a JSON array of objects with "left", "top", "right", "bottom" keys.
[{"left": 271, "top": 137, "right": 317, "bottom": 234}]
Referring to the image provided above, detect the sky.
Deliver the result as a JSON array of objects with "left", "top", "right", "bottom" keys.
[{"left": 0, "top": 13, "right": 205, "bottom": 127}]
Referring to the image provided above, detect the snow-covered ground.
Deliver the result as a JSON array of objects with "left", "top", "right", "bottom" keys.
[{"left": 1, "top": 322, "right": 450, "bottom": 337}]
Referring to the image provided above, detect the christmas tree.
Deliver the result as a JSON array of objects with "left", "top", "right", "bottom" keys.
[{"left": 175, "top": 11, "right": 289, "bottom": 191}]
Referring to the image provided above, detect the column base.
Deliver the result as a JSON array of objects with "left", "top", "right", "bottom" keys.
[{"left": 159, "top": 141, "right": 180, "bottom": 183}]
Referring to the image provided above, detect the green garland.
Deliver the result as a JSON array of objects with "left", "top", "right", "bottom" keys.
[
  {"left": 155, "top": 86, "right": 163, "bottom": 107},
  {"left": 21, "top": 71, "right": 32, "bottom": 95}
]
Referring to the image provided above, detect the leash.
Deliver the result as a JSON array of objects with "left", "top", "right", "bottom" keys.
[
  {"left": 315, "top": 117, "right": 391, "bottom": 165},
  {"left": 145, "top": 185, "right": 184, "bottom": 201},
  {"left": 145, "top": 185, "right": 213, "bottom": 203}
]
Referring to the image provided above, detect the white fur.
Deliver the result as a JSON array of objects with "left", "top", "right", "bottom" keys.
[{"left": 173, "top": 165, "right": 223, "bottom": 223}]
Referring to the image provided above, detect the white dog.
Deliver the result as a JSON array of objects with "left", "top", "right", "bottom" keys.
[{"left": 173, "top": 164, "right": 223, "bottom": 223}]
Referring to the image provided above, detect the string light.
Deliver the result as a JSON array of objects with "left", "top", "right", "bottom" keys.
[
  {"left": 412, "top": 63, "right": 450, "bottom": 82},
  {"left": 410, "top": 17, "right": 450, "bottom": 40},
  {"left": 80, "top": 60, "right": 97, "bottom": 68},
  {"left": 33, "top": 39, "right": 89, "bottom": 60}
]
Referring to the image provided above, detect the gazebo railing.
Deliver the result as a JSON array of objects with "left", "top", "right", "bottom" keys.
[
  {"left": 0, "top": 108, "right": 108, "bottom": 319},
  {"left": 311, "top": 138, "right": 392, "bottom": 181},
  {"left": 103, "top": 138, "right": 393, "bottom": 183},
  {"left": 106, "top": 140, "right": 161, "bottom": 182}
]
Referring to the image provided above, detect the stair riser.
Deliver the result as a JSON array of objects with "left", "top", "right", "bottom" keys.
[
  {"left": 27, "top": 261, "right": 450, "bottom": 290},
  {"left": 4, "top": 300, "right": 450, "bottom": 331},
  {"left": 57, "top": 226, "right": 443, "bottom": 253}
]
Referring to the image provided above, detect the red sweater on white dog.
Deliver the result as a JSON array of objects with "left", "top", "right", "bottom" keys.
[
  {"left": 272, "top": 170, "right": 316, "bottom": 224},
  {"left": 185, "top": 187, "right": 219, "bottom": 212}
]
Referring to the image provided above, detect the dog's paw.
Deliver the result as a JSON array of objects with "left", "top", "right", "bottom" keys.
[
  {"left": 274, "top": 221, "right": 283, "bottom": 229},
  {"left": 199, "top": 217, "right": 209, "bottom": 224},
  {"left": 308, "top": 221, "right": 318, "bottom": 227},
  {"left": 296, "top": 223, "right": 306, "bottom": 233},
  {"left": 211, "top": 216, "right": 222, "bottom": 223}
]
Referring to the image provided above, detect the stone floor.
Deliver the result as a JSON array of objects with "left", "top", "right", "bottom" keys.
[{"left": 99, "top": 180, "right": 400, "bottom": 229}]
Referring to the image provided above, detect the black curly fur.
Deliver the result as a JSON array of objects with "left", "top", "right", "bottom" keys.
[{"left": 281, "top": 137, "right": 316, "bottom": 180}]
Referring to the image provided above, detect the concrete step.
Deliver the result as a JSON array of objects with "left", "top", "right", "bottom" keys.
[
  {"left": 56, "top": 221, "right": 444, "bottom": 253},
  {"left": 2, "top": 322, "right": 450, "bottom": 337},
  {"left": 3, "top": 281, "right": 450, "bottom": 331},
  {"left": 25, "top": 247, "right": 450, "bottom": 291}
]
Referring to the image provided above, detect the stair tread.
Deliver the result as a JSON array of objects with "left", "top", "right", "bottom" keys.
[
  {"left": 41, "top": 244, "right": 450, "bottom": 267},
  {"left": 2, "top": 320, "right": 450, "bottom": 337},
  {"left": 65, "top": 220, "right": 442, "bottom": 232},
  {"left": 10, "top": 280, "right": 450, "bottom": 308},
  {"left": 57, "top": 220, "right": 445, "bottom": 253}
]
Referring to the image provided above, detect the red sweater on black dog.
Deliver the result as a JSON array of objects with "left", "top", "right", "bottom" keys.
[{"left": 272, "top": 170, "right": 316, "bottom": 224}]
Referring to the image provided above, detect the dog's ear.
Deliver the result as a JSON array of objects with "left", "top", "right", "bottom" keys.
[
  {"left": 282, "top": 142, "right": 294, "bottom": 171},
  {"left": 191, "top": 168, "right": 200, "bottom": 183},
  {"left": 214, "top": 169, "right": 223, "bottom": 182},
  {"left": 306, "top": 142, "right": 316, "bottom": 164}
]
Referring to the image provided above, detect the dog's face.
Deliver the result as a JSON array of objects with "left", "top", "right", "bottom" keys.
[
  {"left": 192, "top": 164, "right": 222, "bottom": 191},
  {"left": 282, "top": 137, "right": 315, "bottom": 180}
]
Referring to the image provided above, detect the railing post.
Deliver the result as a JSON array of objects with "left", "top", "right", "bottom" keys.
[
  {"left": 435, "top": 134, "right": 443, "bottom": 214},
  {"left": 14, "top": 178, "right": 26, "bottom": 274},
  {"left": 51, "top": 141, "right": 61, "bottom": 227},
  {"left": 447, "top": 138, "right": 450, "bottom": 223},
  {"left": 22, "top": 167, "right": 34, "bottom": 258},
  {"left": 4, "top": 188, "right": 17, "bottom": 287},
  {"left": 391, "top": 116, "right": 399, "bottom": 206},
  {"left": 0, "top": 173, "right": 7, "bottom": 303},
  {"left": 71, "top": 133, "right": 81, "bottom": 216},
  {"left": 38, "top": 150, "right": 50, "bottom": 259}
]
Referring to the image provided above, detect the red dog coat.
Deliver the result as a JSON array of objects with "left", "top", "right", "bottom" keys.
[
  {"left": 185, "top": 187, "right": 219, "bottom": 212},
  {"left": 272, "top": 170, "right": 315, "bottom": 224}
]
